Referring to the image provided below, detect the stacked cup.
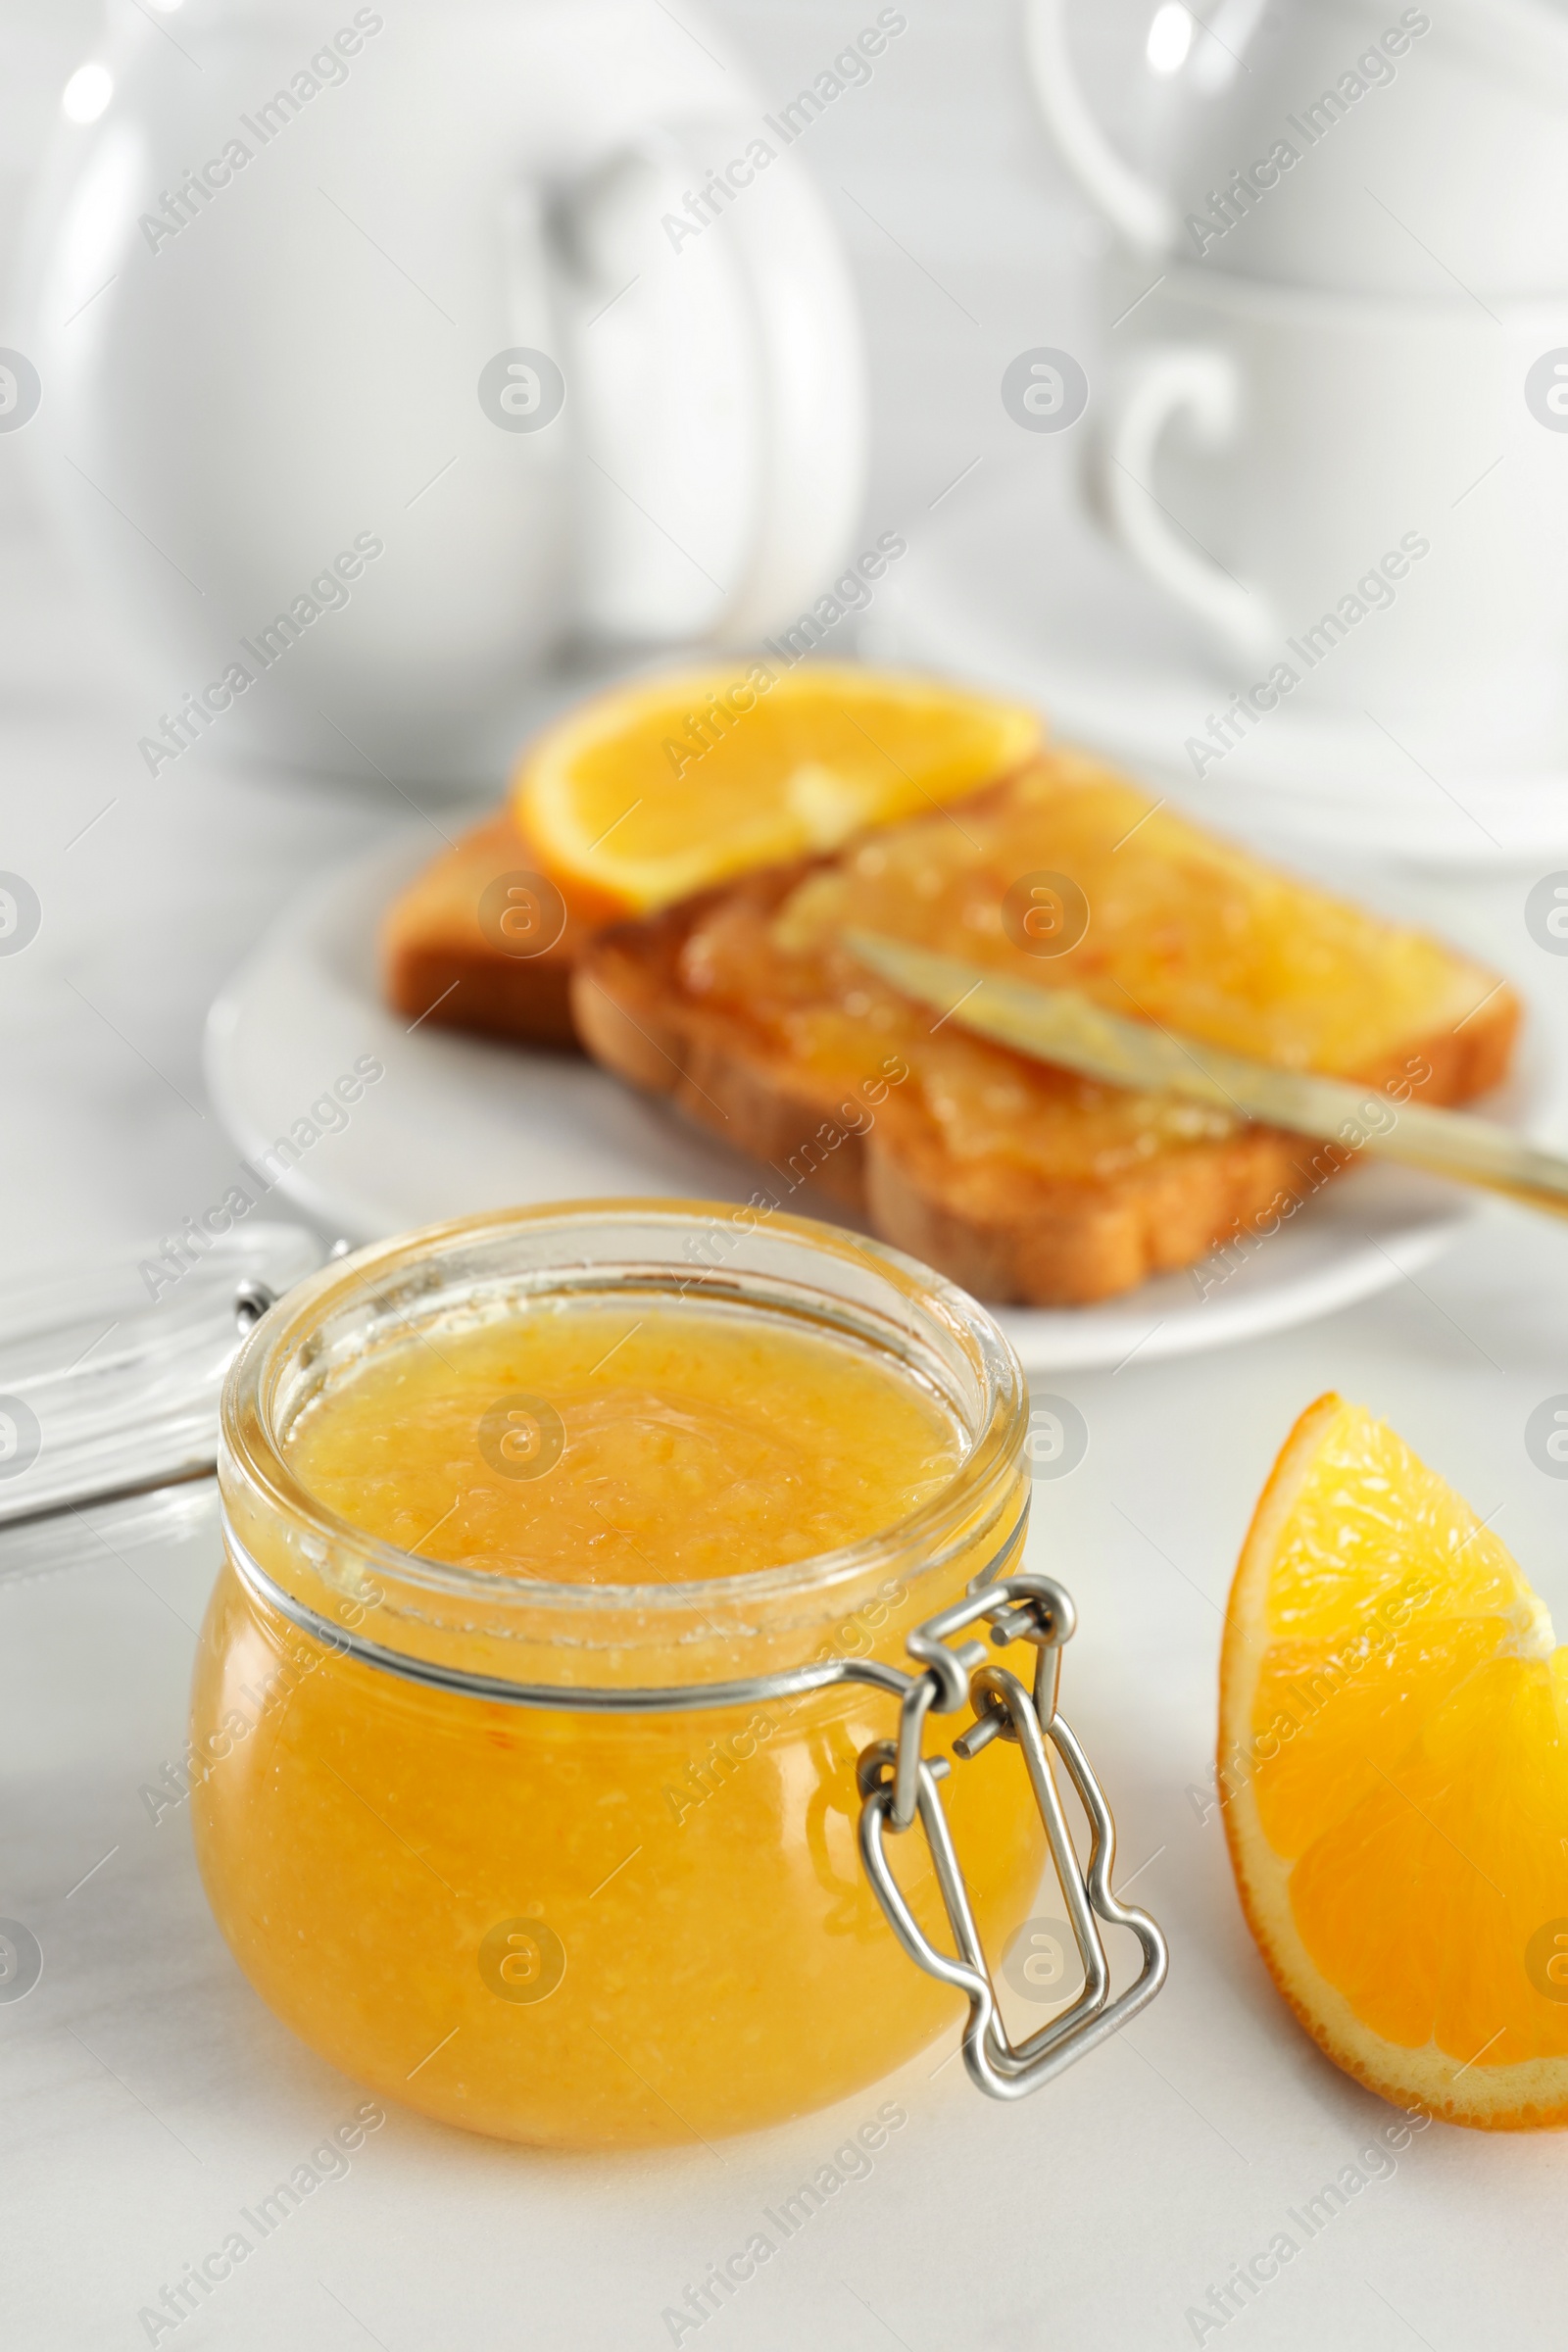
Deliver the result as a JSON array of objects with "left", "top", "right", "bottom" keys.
[{"left": 1026, "top": 0, "right": 1568, "bottom": 756}]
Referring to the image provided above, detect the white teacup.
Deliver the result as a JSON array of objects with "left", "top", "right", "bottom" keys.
[
  {"left": 1027, "top": 0, "right": 1568, "bottom": 296},
  {"left": 1084, "top": 260, "right": 1568, "bottom": 731}
]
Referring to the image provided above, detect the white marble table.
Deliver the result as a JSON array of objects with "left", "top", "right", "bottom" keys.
[{"left": 8, "top": 482, "right": 1568, "bottom": 2349}]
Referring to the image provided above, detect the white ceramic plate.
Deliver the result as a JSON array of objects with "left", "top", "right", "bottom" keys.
[{"left": 203, "top": 829, "right": 1522, "bottom": 1372}]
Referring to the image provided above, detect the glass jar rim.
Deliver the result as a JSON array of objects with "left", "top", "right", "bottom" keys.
[{"left": 220, "top": 1198, "right": 1027, "bottom": 1626}]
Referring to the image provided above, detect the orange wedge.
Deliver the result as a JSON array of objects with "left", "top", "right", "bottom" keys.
[
  {"left": 514, "top": 662, "right": 1041, "bottom": 915},
  {"left": 1220, "top": 1393, "right": 1568, "bottom": 2130}
]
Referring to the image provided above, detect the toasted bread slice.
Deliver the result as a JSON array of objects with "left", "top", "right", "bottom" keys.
[
  {"left": 572, "top": 753, "right": 1519, "bottom": 1306},
  {"left": 380, "top": 812, "right": 606, "bottom": 1051}
]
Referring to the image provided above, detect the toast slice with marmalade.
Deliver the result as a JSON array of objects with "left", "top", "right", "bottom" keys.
[
  {"left": 571, "top": 751, "right": 1518, "bottom": 1306},
  {"left": 380, "top": 811, "right": 608, "bottom": 1051}
]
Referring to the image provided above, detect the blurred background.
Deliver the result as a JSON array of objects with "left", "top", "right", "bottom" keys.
[
  {"left": 0, "top": 0, "right": 1147, "bottom": 1275},
  {"left": 0, "top": 0, "right": 1132, "bottom": 555},
  {"left": 5, "top": 0, "right": 1567, "bottom": 1265}
]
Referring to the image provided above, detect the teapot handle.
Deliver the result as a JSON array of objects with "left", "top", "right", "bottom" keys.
[
  {"left": 1023, "top": 0, "right": 1177, "bottom": 253},
  {"left": 556, "top": 122, "right": 866, "bottom": 648}
]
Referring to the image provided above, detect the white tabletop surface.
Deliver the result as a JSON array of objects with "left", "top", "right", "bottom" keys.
[
  {"left": 7, "top": 5, "right": 1568, "bottom": 2348},
  {"left": 9, "top": 511, "right": 1568, "bottom": 2352}
]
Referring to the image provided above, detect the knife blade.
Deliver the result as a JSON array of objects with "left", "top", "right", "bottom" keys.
[{"left": 844, "top": 927, "right": 1568, "bottom": 1220}]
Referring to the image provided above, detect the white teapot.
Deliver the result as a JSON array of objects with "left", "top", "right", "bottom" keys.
[
  {"left": 23, "top": 0, "right": 866, "bottom": 782},
  {"left": 1026, "top": 0, "right": 1568, "bottom": 296}
]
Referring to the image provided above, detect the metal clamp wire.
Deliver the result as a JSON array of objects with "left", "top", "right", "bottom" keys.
[{"left": 220, "top": 1503, "right": 1028, "bottom": 1716}]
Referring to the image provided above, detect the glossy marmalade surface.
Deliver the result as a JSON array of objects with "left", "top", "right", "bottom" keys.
[
  {"left": 192, "top": 1293, "right": 1040, "bottom": 2147},
  {"left": 677, "top": 748, "right": 1474, "bottom": 1186},
  {"left": 282, "top": 1301, "right": 962, "bottom": 1583}
]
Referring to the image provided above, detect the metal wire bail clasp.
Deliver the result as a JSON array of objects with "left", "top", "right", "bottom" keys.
[{"left": 856, "top": 1572, "right": 1167, "bottom": 2101}]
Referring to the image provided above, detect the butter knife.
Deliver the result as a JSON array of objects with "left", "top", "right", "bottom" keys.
[{"left": 845, "top": 928, "right": 1568, "bottom": 1220}]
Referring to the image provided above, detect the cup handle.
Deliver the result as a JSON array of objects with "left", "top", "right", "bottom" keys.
[
  {"left": 1089, "top": 345, "right": 1276, "bottom": 655},
  {"left": 1023, "top": 0, "right": 1176, "bottom": 253}
]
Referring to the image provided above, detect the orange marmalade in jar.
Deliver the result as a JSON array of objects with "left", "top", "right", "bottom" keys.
[{"left": 192, "top": 1201, "right": 1162, "bottom": 2146}]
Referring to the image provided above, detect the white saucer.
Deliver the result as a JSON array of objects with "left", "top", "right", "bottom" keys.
[
  {"left": 862, "top": 465, "right": 1568, "bottom": 868},
  {"left": 199, "top": 829, "right": 1530, "bottom": 1373}
]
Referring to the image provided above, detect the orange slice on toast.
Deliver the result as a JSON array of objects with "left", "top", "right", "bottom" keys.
[
  {"left": 514, "top": 662, "right": 1041, "bottom": 915},
  {"left": 1220, "top": 1393, "right": 1568, "bottom": 2130}
]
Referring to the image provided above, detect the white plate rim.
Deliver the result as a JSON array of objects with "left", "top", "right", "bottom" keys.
[{"left": 200, "top": 828, "right": 1540, "bottom": 1374}]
